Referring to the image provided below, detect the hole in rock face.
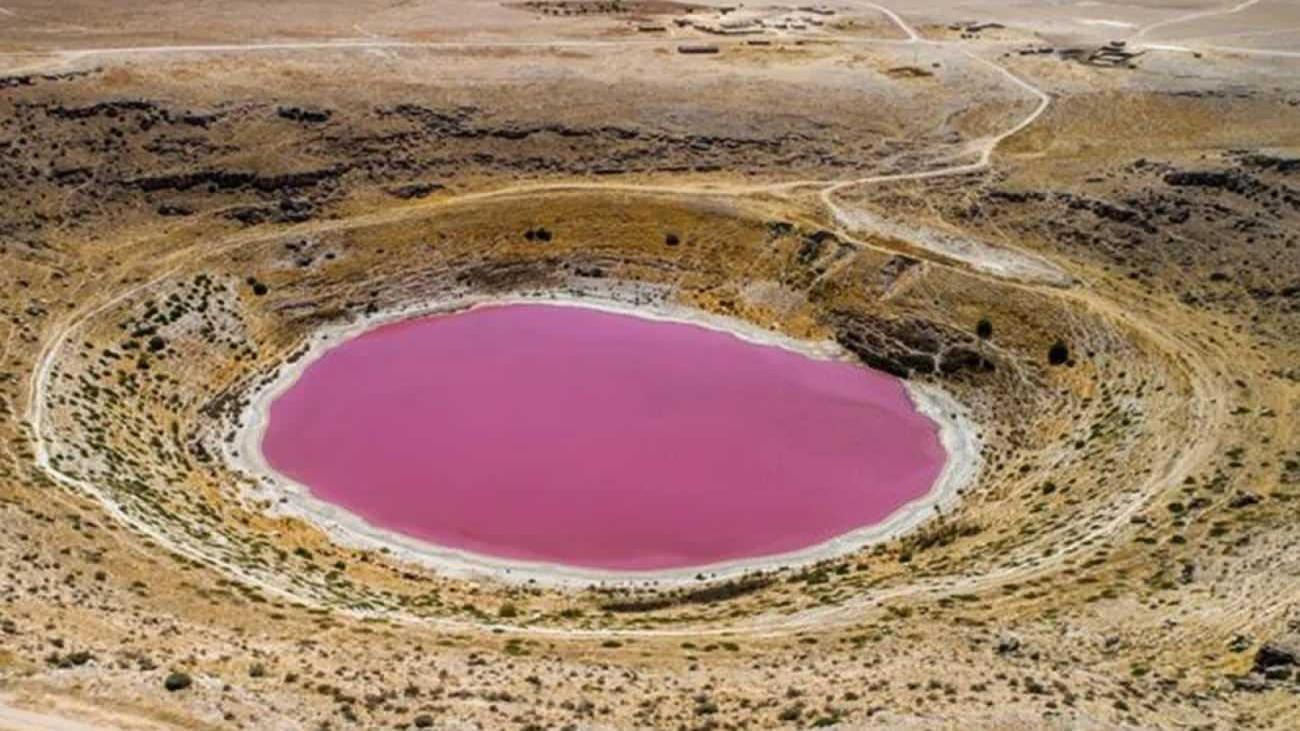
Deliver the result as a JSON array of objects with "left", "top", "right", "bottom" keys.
[{"left": 260, "top": 304, "right": 947, "bottom": 572}]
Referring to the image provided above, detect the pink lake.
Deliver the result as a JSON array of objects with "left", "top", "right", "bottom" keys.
[{"left": 261, "top": 304, "right": 946, "bottom": 572}]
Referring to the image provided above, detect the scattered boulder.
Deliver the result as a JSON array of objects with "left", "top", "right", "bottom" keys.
[
  {"left": 1263, "top": 665, "right": 1292, "bottom": 681},
  {"left": 1228, "top": 491, "right": 1261, "bottom": 509},
  {"left": 995, "top": 634, "right": 1022, "bottom": 655},
  {"left": 156, "top": 204, "right": 193, "bottom": 217},
  {"left": 939, "top": 346, "right": 994, "bottom": 375},
  {"left": 1254, "top": 634, "right": 1300, "bottom": 671},
  {"left": 1234, "top": 633, "right": 1300, "bottom": 691},
  {"left": 164, "top": 671, "right": 192, "bottom": 692}
]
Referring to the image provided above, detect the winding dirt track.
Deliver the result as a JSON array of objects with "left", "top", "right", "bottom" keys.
[
  {"left": 1131, "top": 0, "right": 1265, "bottom": 41},
  {"left": 0, "top": 705, "right": 133, "bottom": 731},
  {"left": 0, "top": 693, "right": 186, "bottom": 731},
  {"left": 13, "top": 2, "right": 1281, "bottom": 641}
]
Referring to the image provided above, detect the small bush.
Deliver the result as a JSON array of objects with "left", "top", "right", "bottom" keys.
[
  {"left": 524, "top": 227, "right": 553, "bottom": 242},
  {"left": 1048, "top": 340, "right": 1070, "bottom": 365}
]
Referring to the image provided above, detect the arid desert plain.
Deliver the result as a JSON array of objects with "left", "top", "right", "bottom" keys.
[{"left": 0, "top": 1, "right": 1298, "bottom": 729}]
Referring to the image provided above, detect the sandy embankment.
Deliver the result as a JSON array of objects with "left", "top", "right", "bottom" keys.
[{"left": 225, "top": 288, "right": 983, "bottom": 588}]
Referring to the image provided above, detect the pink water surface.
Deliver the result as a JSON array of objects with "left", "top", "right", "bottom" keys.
[{"left": 261, "top": 304, "right": 946, "bottom": 571}]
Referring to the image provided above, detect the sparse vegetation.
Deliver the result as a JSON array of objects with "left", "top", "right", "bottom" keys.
[{"left": 1, "top": 4, "right": 1295, "bottom": 728}]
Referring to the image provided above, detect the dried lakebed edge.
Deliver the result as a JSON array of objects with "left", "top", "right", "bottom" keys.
[{"left": 225, "top": 289, "right": 983, "bottom": 589}]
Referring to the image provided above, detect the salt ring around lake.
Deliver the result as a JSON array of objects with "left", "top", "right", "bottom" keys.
[{"left": 231, "top": 296, "right": 981, "bottom": 587}]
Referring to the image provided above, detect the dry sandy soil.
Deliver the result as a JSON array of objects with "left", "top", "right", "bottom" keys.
[{"left": 0, "top": 1, "right": 1298, "bottom": 729}]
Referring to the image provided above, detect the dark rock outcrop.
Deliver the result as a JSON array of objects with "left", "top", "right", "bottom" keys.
[
  {"left": 385, "top": 182, "right": 444, "bottom": 200},
  {"left": 1162, "top": 169, "right": 1268, "bottom": 198},
  {"left": 454, "top": 259, "right": 563, "bottom": 291},
  {"left": 0, "top": 68, "right": 98, "bottom": 90},
  {"left": 827, "top": 311, "right": 995, "bottom": 379},
  {"left": 128, "top": 165, "right": 349, "bottom": 194},
  {"left": 1237, "top": 153, "right": 1300, "bottom": 174},
  {"left": 1255, "top": 634, "right": 1300, "bottom": 670},
  {"left": 226, "top": 198, "right": 314, "bottom": 225},
  {"left": 276, "top": 106, "right": 331, "bottom": 124}
]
